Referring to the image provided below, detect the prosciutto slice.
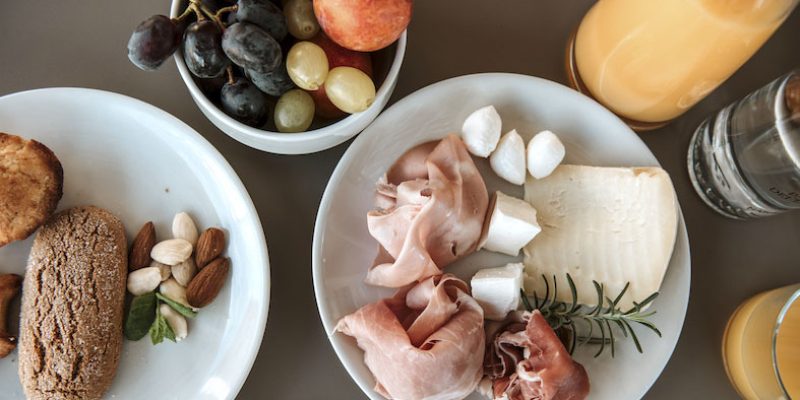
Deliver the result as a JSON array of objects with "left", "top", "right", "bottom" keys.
[
  {"left": 336, "top": 274, "right": 485, "bottom": 400},
  {"left": 366, "top": 134, "right": 489, "bottom": 287},
  {"left": 485, "top": 311, "right": 589, "bottom": 400}
]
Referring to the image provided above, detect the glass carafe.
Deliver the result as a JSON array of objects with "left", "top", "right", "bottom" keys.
[{"left": 566, "top": 0, "right": 798, "bottom": 131}]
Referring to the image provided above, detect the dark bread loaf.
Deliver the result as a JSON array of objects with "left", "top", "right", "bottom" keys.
[{"left": 18, "top": 206, "right": 127, "bottom": 400}]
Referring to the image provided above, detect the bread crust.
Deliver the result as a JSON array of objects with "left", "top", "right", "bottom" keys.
[
  {"left": 18, "top": 206, "right": 127, "bottom": 400},
  {"left": 0, "top": 132, "right": 63, "bottom": 247}
]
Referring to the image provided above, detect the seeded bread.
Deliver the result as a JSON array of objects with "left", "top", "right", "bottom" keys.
[
  {"left": 0, "top": 132, "right": 63, "bottom": 247},
  {"left": 18, "top": 206, "right": 127, "bottom": 400}
]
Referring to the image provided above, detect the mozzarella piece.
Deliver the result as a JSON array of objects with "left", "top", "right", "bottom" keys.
[
  {"left": 490, "top": 129, "right": 526, "bottom": 185},
  {"left": 479, "top": 191, "right": 541, "bottom": 256},
  {"left": 523, "top": 165, "right": 678, "bottom": 310},
  {"left": 526, "top": 130, "right": 565, "bottom": 179},
  {"left": 462, "top": 105, "right": 502, "bottom": 157},
  {"left": 471, "top": 263, "right": 524, "bottom": 321}
]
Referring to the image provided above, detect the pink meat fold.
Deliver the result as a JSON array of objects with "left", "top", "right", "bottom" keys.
[
  {"left": 366, "top": 134, "right": 489, "bottom": 287},
  {"left": 485, "top": 311, "right": 590, "bottom": 400},
  {"left": 336, "top": 274, "right": 485, "bottom": 400}
]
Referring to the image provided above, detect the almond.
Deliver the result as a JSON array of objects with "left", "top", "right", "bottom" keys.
[
  {"left": 151, "top": 238, "right": 193, "bottom": 266},
  {"left": 172, "top": 258, "right": 197, "bottom": 287},
  {"left": 172, "top": 212, "right": 199, "bottom": 245},
  {"left": 195, "top": 228, "right": 225, "bottom": 269},
  {"left": 129, "top": 222, "right": 156, "bottom": 270},
  {"left": 186, "top": 257, "right": 229, "bottom": 308}
]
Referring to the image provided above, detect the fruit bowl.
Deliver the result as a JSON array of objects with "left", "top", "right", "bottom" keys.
[{"left": 170, "top": 0, "right": 406, "bottom": 155}]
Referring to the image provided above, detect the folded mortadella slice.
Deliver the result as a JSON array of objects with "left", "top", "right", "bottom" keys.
[
  {"left": 366, "top": 134, "right": 489, "bottom": 287},
  {"left": 336, "top": 275, "right": 485, "bottom": 400}
]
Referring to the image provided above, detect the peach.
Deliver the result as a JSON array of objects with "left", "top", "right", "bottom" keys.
[{"left": 313, "top": 0, "right": 412, "bottom": 52}]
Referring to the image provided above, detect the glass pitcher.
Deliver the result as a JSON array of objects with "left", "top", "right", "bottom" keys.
[{"left": 566, "top": 0, "right": 798, "bottom": 131}]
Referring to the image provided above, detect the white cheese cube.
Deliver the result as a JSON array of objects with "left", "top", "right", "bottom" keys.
[
  {"left": 526, "top": 130, "right": 565, "bottom": 179},
  {"left": 471, "top": 263, "right": 524, "bottom": 321},
  {"left": 479, "top": 191, "right": 541, "bottom": 256},
  {"left": 462, "top": 105, "right": 502, "bottom": 157}
]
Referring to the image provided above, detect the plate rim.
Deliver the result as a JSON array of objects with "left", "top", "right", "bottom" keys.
[
  {"left": 0, "top": 87, "right": 271, "bottom": 400},
  {"left": 312, "top": 72, "right": 691, "bottom": 399}
]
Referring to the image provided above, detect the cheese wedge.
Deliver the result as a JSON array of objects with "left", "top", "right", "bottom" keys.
[{"left": 523, "top": 165, "right": 677, "bottom": 310}]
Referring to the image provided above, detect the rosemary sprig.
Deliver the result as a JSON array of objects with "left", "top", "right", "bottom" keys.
[{"left": 521, "top": 274, "right": 661, "bottom": 358}]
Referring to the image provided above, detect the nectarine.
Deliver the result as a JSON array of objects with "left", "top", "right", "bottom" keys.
[{"left": 313, "top": 0, "right": 411, "bottom": 52}]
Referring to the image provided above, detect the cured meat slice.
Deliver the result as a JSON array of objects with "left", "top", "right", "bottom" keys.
[
  {"left": 336, "top": 275, "right": 485, "bottom": 400},
  {"left": 366, "top": 134, "right": 489, "bottom": 287},
  {"left": 485, "top": 311, "right": 589, "bottom": 400}
]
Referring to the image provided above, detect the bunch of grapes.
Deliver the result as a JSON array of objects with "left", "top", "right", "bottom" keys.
[{"left": 127, "top": 0, "right": 378, "bottom": 133}]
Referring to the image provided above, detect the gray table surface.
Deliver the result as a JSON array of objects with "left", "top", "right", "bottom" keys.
[{"left": 2, "top": 1, "right": 800, "bottom": 399}]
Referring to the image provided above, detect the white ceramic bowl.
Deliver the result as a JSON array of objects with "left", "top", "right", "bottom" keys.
[
  {"left": 313, "top": 73, "right": 691, "bottom": 400},
  {"left": 0, "top": 88, "right": 270, "bottom": 400},
  {"left": 170, "top": 0, "right": 407, "bottom": 155}
]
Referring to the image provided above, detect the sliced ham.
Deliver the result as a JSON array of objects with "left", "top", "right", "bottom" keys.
[
  {"left": 336, "top": 274, "right": 485, "bottom": 400},
  {"left": 366, "top": 134, "right": 489, "bottom": 287},
  {"left": 485, "top": 310, "right": 589, "bottom": 400}
]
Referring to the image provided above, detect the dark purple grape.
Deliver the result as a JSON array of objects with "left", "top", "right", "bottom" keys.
[
  {"left": 183, "top": 20, "right": 229, "bottom": 78},
  {"left": 235, "top": 0, "right": 288, "bottom": 41},
  {"left": 220, "top": 77, "right": 269, "bottom": 126},
  {"left": 195, "top": 75, "right": 228, "bottom": 97},
  {"left": 245, "top": 63, "right": 295, "bottom": 96},
  {"left": 128, "top": 15, "right": 181, "bottom": 71},
  {"left": 221, "top": 22, "right": 282, "bottom": 74}
]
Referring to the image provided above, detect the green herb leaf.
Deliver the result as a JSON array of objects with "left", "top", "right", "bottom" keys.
[
  {"left": 149, "top": 305, "right": 177, "bottom": 345},
  {"left": 124, "top": 292, "right": 157, "bottom": 341},
  {"left": 520, "top": 275, "right": 661, "bottom": 358},
  {"left": 156, "top": 293, "right": 197, "bottom": 319}
]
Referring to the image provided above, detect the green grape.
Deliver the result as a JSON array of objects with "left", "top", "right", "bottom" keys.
[
  {"left": 274, "top": 89, "right": 315, "bottom": 132},
  {"left": 324, "top": 66, "right": 376, "bottom": 114},
  {"left": 286, "top": 41, "right": 329, "bottom": 90},
  {"left": 284, "top": 0, "right": 319, "bottom": 40}
]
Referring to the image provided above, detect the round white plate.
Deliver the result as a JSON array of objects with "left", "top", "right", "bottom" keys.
[
  {"left": 313, "top": 73, "right": 690, "bottom": 400},
  {"left": 0, "top": 88, "right": 270, "bottom": 400}
]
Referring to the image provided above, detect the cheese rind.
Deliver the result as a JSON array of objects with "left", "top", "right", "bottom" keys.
[
  {"left": 523, "top": 165, "right": 677, "bottom": 310},
  {"left": 471, "top": 263, "right": 524, "bottom": 321}
]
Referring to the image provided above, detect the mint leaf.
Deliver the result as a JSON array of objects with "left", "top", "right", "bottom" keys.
[
  {"left": 155, "top": 293, "right": 197, "bottom": 319},
  {"left": 149, "top": 305, "right": 168, "bottom": 345},
  {"left": 125, "top": 292, "right": 157, "bottom": 341}
]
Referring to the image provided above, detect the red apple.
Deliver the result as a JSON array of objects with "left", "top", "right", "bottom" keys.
[
  {"left": 308, "top": 32, "right": 374, "bottom": 118},
  {"left": 311, "top": 32, "right": 372, "bottom": 76},
  {"left": 313, "top": 0, "right": 412, "bottom": 52},
  {"left": 309, "top": 85, "right": 346, "bottom": 119}
]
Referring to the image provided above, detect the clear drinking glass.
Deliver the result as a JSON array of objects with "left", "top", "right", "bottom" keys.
[
  {"left": 722, "top": 284, "right": 800, "bottom": 400},
  {"left": 688, "top": 70, "right": 800, "bottom": 219},
  {"left": 566, "top": 0, "right": 798, "bottom": 131}
]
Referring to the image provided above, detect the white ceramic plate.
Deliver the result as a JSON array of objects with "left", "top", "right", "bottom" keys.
[
  {"left": 313, "top": 73, "right": 690, "bottom": 400},
  {"left": 0, "top": 88, "right": 270, "bottom": 400}
]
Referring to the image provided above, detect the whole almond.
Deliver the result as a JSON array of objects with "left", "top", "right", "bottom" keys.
[
  {"left": 195, "top": 228, "right": 225, "bottom": 269},
  {"left": 187, "top": 257, "right": 230, "bottom": 308},
  {"left": 151, "top": 260, "right": 172, "bottom": 281},
  {"left": 129, "top": 222, "right": 156, "bottom": 270},
  {"left": 151, "top": 238, "right": 193, "bottom": 266},
  {"left": 172, "top": 212, "right": 199, "bottom": 245},
  {"left": 172, "top": 258, "right": 197, "bottom": 287}
]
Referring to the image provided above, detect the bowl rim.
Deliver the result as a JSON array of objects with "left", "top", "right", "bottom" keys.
[
  {"left": 311, "top": 72, "right": 692, "bottom": 400},
  {"left": 170, "top": 0, "right": 407, "bottom": 144}
]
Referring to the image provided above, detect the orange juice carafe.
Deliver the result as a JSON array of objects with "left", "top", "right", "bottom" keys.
[{"left": 566, "top": 0, "right": 798, "bottom": 131}]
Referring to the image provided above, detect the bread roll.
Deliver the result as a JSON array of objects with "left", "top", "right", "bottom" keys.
[
  {"left": 0, "top": 132, "right": 63, "bottom": 247},
  {"left": 18, "top": 206, "right": 127, "bottom": 400}
]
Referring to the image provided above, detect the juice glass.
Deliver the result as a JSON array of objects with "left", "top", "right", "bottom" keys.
[
  {"left": 722, "top": 284, "right": 800, "bottom": 399},
  {"left": 566, "top": 0, "right": 798, "bottom": 131}
]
